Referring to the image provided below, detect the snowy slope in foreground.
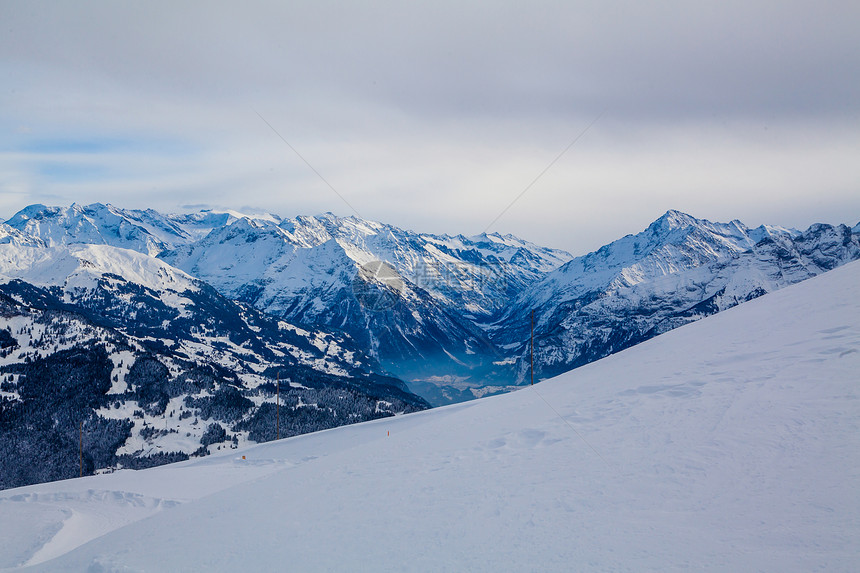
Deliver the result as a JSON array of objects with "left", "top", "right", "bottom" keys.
[{"left": 3, "top": 262, "right": 859, "bottom": 572}]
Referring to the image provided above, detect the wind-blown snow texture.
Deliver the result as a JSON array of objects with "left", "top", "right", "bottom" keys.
[{"left": 2, "top": 259, "right": 858, "bottom": 572}]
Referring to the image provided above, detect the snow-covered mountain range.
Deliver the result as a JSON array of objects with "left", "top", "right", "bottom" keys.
[
  {"left": 3, "top": 255, "right": 857, "bottom": 571},
  {"left": 3, "top": 203, "right": 575, "bottom": 402},
  {"left": 1, "top": 202, "right": 858, "bottom": 489},
  {"left": 491, "top": 209, "right": 860, "bottom": 383},
  {"left": 3, "top": 203, "right": 859, "bottom": 402}
]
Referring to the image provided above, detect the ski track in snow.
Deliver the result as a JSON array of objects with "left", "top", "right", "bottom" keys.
[{"left": 1, "top": 261, "right": 859, "bottom": 572}]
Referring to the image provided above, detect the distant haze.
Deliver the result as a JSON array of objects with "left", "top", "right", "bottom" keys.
[{"left": 2, "top": 1, "right": 859, "bottom": 254}]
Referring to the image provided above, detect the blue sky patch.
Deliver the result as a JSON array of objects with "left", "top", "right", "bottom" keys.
[{"left": 20, "top": 136, "right": 194, "bottom": 156}]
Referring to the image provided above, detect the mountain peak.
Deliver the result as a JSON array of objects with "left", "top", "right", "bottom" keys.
[
  {"left": 70, "top": 201, "right": 113, "bottom": 213},
  {"left": 650, "top": 209, "right": 700, "bottom": 231},
  {"left": 7, "top": 203, "right": 52, "bottom": 223}
]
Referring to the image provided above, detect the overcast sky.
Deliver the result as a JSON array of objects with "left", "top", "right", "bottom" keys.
[{"left": 2, "top": 1, "right": 858, "bottom": 254}]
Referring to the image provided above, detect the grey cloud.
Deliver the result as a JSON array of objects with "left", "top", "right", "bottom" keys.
[
  {"left": 1, "top": 1, "right": 858, "bottom": 254},
  {"left": 4, "top": 1, "right": 858, "bottom": 120}
]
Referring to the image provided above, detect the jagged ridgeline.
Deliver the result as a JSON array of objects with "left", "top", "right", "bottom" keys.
[{"left": 1, "top": 203, "right": 858, "bottom": 489}]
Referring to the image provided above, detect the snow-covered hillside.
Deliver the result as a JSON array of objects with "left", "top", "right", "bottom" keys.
[
  {"left": 0, "top": 243, "right": 198, "bottom": 294},
  {"left": 3, "top": 259, "right": 857, "bottom": 572}
]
